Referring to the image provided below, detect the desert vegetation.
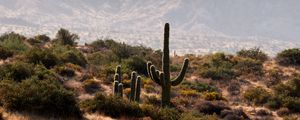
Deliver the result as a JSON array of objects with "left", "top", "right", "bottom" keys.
[{"left": 0, "top": 23, "right": 299, "bottom": 120}]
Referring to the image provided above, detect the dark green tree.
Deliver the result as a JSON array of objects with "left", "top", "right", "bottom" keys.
[{"left": 55, "top": 28, "right": 79, "bottom": 46}]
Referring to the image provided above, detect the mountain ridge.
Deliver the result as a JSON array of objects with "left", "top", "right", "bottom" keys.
[{"left": 0, "top": 0, "right": 299, "bottom": 56}]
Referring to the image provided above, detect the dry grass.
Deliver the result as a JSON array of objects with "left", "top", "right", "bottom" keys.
[{"left": 84, "top": 113, "right": 115, "bottom": 120}]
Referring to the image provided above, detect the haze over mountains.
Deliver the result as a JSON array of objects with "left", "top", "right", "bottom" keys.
[{"left": 0, "top": 0, "right": 299, "bottom": 55}]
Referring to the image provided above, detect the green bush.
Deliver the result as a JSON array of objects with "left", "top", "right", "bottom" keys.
[
  {"left": 55, "top": 66, "right": 75, "bottom": 77},
  {"left": 27, "top": 35, "right": 50, "bottom": 46},
  {"left": 220, "top": 109, "right": 249, "bottom": 120},
  {"left": 237, "top": 47, "right": 268, "bottom": 62},
  {"left": 276, "top": 48, "right": 300, "bottom": 66},
  {"left": 199, "top": 53, "right": 236, "bottom": 80},
  {"left": 141, "top": 104, "right": 180, "bottom": 120},
  {"left": 203, "top": 92, "right": 224, "bottom": 101},
  {"left": 82, "top": 79, "right": 101, "bottom": 93},
  {"left": 0, "top": 79, "right": 81, "bottom": 117},
  {"left": 124, "top": 55, "right": 147, "bottom": 75},
  {"left": 234, "top": 58, "right": 263, "bottom": 76},
  {"left": 180, "top": 112, "right": 218, "bottom": 120},
  {"left": 272, "top": 77, "right": 300, "bottom": 112},
  {"left": 181, "top": 82, "right": 217, "bottom": 93},
  {"left": 51, "top": 45, "right": 87, "bottom": 67},
  {"left": 196, "top": 100, "right": 230, "bottom": 115},
  {"left": 61, "top": 51, "right": 87, "bottom": 67},
  {"left": 0, "top": 32, "right": 28, "bottom": 52},
  {"left": 274, "top": 77, "right": 300, "bottom": 98},
  {"left": 0, "top": 46, "right": 13, "bottom": 60},
  {"left": 34, "top": 34, "right": 50, "bottom": 42},
  {"left": 88, "top": 39, "right": 108, "bottom": 51},
  {"left": 80, "top": 93, "right": 143, "bottom": 118},
  {"left": 25, "top": 48, "right": 59, "bottom": 68},
  {"left": 0, "top": 61, "right": 34, "bottom": 82},
  {"left": 243, "top": 86, "right": 271, "bottom": 105}
]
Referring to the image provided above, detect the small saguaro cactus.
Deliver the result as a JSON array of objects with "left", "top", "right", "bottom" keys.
[
  {"left": 129, "top": 72, "right": 142, "bottom": 102},
  {"left": 113, "top": 65, "right": 123, "bottom": 97},
  {"left": 147, "top": 23, "right": 189, "bottom": 107}
]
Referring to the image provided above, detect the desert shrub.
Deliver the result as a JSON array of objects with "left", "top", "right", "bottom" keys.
[
  {"left": 181, "top": 82, "right": 217, "bottom": 93},
  {"left": 144, "top": 95, "right": 161, "bottom": 106},
  {"left": 265, "top": 97, "right": 282, "bottom": 109},
  {"left": 278, "top": 96, "right": 300, "bottom": 112},
  {"left": 0, "top": 32, "right": 28, "bottom": 52},
  {"left": 144, "top": 84, "right": 156, "bottom": 93},
  {"left": 203, "top": 92, "right": 224, "bottom": 101},
  {"left": 112, "top": 43, "right": 132, "bottom": 61},
  {"left": 273, "top": 77, "right": 300, "bottom": 98},
  {"left": 220, "top": 109, "right": 249, "bottom": 120},
  {"left": 276, "top": 108, "right": 292, "bottom": 116},
  {"left": 237, "top": 47, "right": 268, "bottom": 62},
  {"left": 34, "top": 34, "right": 50, "bottom": 42},
  {"left": 83, "top": 79, "right": 100, "bottom": 93},
  {"left": 51, "top": 45, "right": 87, "bottom": 67},
  {"left": 234, "top": 58, "right": 263, "bottom": 76},
  {"left": 55, "top": 66, "right": 75, "bottom": 77},
  {"left": 180, "top": 90, "right": 200, "bottom": 97},
  {"left": 0, "top": 61, "right": 34, "bottom": 82},
  {"left": 124, "top": 56, "right": 147, "bottom": 75},
  {"left": 243, "top": 86, "right": 271, "bottom": 105},
  {"left": 88, "top": 39, "right": 107, "bottom": 51},
  {"left": 53, "top": 28, "right": 78, "bottom": 46},
  {"left": 196, "top": 100, "right": 230, "bottom": 115},
  {"left": 265, "top": 68, "right": 284, "bottom": 87},
  {"left": 80, "top": 93, "right": 143, "bottom": 118},
  {"left": 276, "top": 48, "right": 300, "bottom": 66},
  {"left": 256, "top": 109, "right": 271, "bottom": 116},
  {"left": 27, "top": 35, "right": 50, "bottom": 46},
  {"left": 27, "top": 38, "right": 42, "bottom": 46},
  {"left": 61, "top": 51, "right": 87, "bottom": 67},
  {"left": 25, "top": 48, "right": 59, "bottom": 68},
  {"left": 180, "top": 112, "right": 218, "bottom": 120},
  {"left": 170, "top": 64, "right": 181, "bottom": 72},
  {"left": 227, "top": 81, "right": 240, "bottom": 95},
  {"left": 141, "top": 104, "right": 180, "bottom": 120},
  {"left": 199, "top": 53, "right": 236, "bottom": 80},
  {"left": 0, "top": 79, "right": 81, "bottom": 117},
  {"left": 0, "top": 46, "right": 13, "bottom": 60},
  {"left": 87, "top": 51, "right": 118, "bottom": 66}
]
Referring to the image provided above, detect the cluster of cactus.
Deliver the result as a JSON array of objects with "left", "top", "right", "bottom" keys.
[
  {"left": 129, "top": 72, "right": 141, "bottom": 102},
  {"left": 147, "top": 23, "right": 189, "bottom": 107},
  {"left": 113, "top": 65, "right": 141, "bottom": 102},
  {"left": 113, "top": 65, "right": 124, "bottom": 97}
]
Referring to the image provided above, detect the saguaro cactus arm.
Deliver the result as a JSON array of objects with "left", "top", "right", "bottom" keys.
[
  {"left": 171, "top": 58, "right": 189, "bottom": 86},
  {"left": 147, "top": 62, "right": 154, "bottom": 80},
  {"left": 148, "top": 65, "right": 161, "bottom": 85}
]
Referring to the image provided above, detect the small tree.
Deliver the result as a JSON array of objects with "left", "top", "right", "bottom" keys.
[
  {"left": 276, "top": 48, "right": 300, "bottom": 66},
  {"left": 54, "top": 28, "right": 79, "bottom": 46},
  {"left": 237, "top": 47, "right": 268, "bottom": 62}
]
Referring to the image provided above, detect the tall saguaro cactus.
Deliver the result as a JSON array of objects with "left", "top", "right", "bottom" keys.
[{"left": 147, "top": 23, "right": 189, "bottom": 107}]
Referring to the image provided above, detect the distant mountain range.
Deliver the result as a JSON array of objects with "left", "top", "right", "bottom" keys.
[{"left": 0, "top": 0, "right": 299, "bottom": 56}]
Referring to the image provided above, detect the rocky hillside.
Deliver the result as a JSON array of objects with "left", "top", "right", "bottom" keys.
[{"left": 0, "top": 28, "right": 300, "bottom": 120}]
